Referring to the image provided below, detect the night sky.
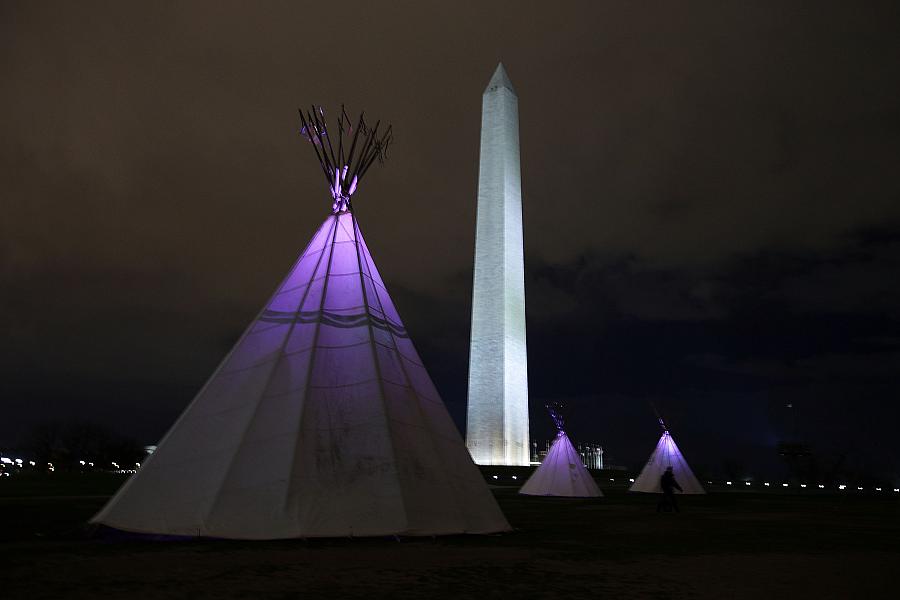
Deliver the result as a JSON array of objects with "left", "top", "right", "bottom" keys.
[{"left": 3, "top": 2, "right": 899, "bottom": 480}]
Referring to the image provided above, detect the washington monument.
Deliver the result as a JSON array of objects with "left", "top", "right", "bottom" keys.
[{"left": 466, "top": 63, "right": 530, "bottom": 466}]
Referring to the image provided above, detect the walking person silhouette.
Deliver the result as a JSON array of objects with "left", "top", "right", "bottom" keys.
[{"left": 658, "top": 466, "right": 682, "bottom": 513}]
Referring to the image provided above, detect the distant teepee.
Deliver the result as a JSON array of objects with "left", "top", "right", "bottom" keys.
[
  {"left": 519, "top": 405, "right": 602, "bottom": 497},
  {"left": 91, "top": 106, "right": 510, "bottom": 539},
  {"left": 630, "top": 419, "right": 705, "bottom": 494}
]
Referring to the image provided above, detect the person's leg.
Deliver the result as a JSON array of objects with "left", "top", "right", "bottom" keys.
[{"left": 670, "top": 493, "right": 679, "bottom": 513}]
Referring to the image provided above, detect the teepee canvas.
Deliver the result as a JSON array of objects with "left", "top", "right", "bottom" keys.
[
  {"left": 519, "top": 406, "right": 601, "bottom": 497},
  {"left": 91, "top": 107, "right": 510, "bottom": 538},
  {"left": 630, "top": 421, "right": 705, "bottom": 494}
]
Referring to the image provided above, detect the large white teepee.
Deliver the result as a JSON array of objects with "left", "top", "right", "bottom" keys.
[
  {"left": 630, "top": 428, "right": 705, "bottom": 494},
  {"left": 519, "top": 407, "right": 601, "bottom": 497},
  {"left": 91, "top": 108, "right": 510, "bottom": 539}
]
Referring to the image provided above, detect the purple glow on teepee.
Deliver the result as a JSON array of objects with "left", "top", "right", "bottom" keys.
[
  {"left": 93, "top": 107, "right": 509, "bottom": 539},
  {"left": 519, "top": 405, "right": 601, "bottom": 498},
  {"left": 91, "top": 211, "right": 509, "bottom": 539},
  {"left": 89, "top": 106, "right": 500, "bottom": 539},
  {"left": 630, "top": 430, "right": 705, "bottom": 494},
  {"left": 519, "top": 431, "right": 602, "bottom": 497}
]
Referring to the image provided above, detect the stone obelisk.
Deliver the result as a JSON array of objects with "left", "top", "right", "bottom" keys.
[{"left": 466, "top": 63, "right": 529, "bottom": 466}]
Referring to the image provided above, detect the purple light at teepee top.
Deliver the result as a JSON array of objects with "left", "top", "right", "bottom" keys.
[
  {"left": 331, "top": 167, "right": 343, "bottom": 211},
  {"left": 546, "top": 403, "right": 565, "bottom": 433},
  {"left": 330, "top": 165, "right": 358, "bottom": 213}
]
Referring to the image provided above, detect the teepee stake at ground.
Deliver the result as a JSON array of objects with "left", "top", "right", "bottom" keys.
[
  {"left": 519, "top": 404, "right": 602, "bottom": 498},
  {"left": 91, "top": 107, "right": 510, "bottom": 539}
]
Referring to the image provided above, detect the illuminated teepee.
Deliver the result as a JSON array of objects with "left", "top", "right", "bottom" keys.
[
  {"left": 91, "top": 107, "right": 510, "bottom": 539},
  {"left": 519, "top": 405, "right": 601, "bottom": 497},
  {"left": 630, "top": 419, "right": 705, "bottom": 494}
]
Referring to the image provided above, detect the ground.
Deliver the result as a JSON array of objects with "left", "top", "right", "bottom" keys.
[{"left": 1, "top": 473, "right": 898, "bottom": 599}]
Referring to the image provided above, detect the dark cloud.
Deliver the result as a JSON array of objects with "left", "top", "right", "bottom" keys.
[{"left": 2, "top": 1, "right": 900, "bottom": 478}]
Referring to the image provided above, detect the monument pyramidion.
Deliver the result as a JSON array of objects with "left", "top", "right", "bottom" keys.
[{"left": 91, "top": 106, "right": 510, "bottom": 539}]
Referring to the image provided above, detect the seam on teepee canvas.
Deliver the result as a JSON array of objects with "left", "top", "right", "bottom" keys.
[
  {"left": 350, "top": 211, "right": 409, "bottom": 532},
  {"left": 355, "top": 218, "right": 473, "bottom": 532},
  {"left": 202, "top": 215, "right": 340, "bottom": 533},
  {"left": 282, "top": 215, "right": 342, "bottom": 521}
]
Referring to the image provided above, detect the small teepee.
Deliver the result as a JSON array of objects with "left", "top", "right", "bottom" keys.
[
  {"left": 91, "top": 106, "right": 510, "bottom": 539},
  {"left": 630, "top": 419, "right": 705, "bottom": 494},
  {"left": 519, "top": 405, "right": 602, "bottom": 497}
]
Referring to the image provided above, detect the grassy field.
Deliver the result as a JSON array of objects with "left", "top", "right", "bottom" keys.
[{"left": 1, "top": 473, "right": 898, "bottom": 599}]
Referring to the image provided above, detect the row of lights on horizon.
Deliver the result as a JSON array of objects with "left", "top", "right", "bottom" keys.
[
  {"left": 0, "top": 457, "right": 141, "bottom": 476},
  {"left": 487, "top": 473, "right": 899, "bottom": 493},
  {"left": 719, "top": 480, "right": 895, "bottom": 492},
  {"left": 3, "top": 456, "right": 898, "bottom": 494}
]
